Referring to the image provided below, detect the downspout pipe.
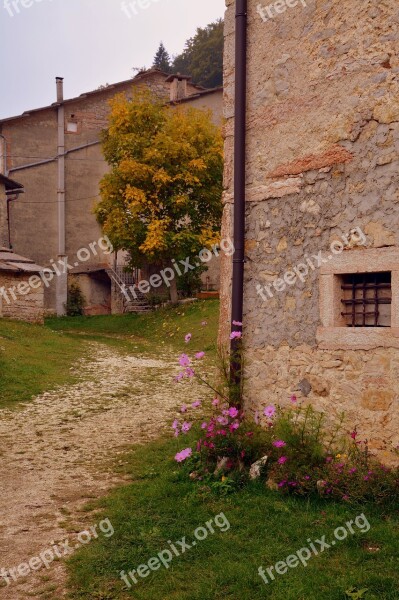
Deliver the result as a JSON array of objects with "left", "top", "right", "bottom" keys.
[
  {"left": 55, "top": 77, "right": 67, "bottom": 316},
  {"left": 0, "top": 134, "right": 8, "bottom": 176},
  {"left": 230, "top": 0, "right": 248, "bottom": 402}
]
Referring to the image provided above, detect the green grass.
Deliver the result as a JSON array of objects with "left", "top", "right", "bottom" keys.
[
  {"left": 0, "top": 319, "right": 85, "bottom": 408},
  {"left": 0, "top": 300, "right": 219, "bottom": 408},
  {"left": 67, "top": 436, "right": 399, "bottom": 600},
  {"left": 47, "top": 299, "right": 220, "bottom": 356}
]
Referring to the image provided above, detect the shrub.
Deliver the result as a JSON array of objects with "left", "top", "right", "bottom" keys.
[
  {"left": 66, "top": 281, "right": 86, "bottom": 316},
  {"left": 171, "top": 330, "right": 399, "bottom": 506}
]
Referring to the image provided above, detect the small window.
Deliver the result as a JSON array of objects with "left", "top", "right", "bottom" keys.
[
  {"left": 66, "top": 121, "right": 78, "bottom": 133},
  {"left": 341, "top": 272, "right": 392, "bottom": 327}
]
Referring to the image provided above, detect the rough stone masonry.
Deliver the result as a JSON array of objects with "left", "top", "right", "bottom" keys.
[{"left": 220, "top": 0, "right": 399, "bottom": 462}]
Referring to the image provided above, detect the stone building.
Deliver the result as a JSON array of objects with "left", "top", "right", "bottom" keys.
[
  {"left": 0, "top": 69, "right": 223, "bottom": 315},
  {"left": 0, "top": 175, "right": 44, "bottom": 323},
  {"left": 221, "top": 0, "right": 399, "bottom": 460}
]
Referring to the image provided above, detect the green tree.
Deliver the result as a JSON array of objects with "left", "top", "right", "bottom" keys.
[
  {"left": 172, "top": 20, "right": 223, "bottom": 88},
  {"left": 95, "top": 90, "right": 223, "bottom": 303},
  {"left": 153, "top": 42, "right": 172, "bottom": 73}
]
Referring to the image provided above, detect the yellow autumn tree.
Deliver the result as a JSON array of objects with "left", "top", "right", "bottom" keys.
[{"left": 95, "top": 89, "right": 223, "bottom": 302}]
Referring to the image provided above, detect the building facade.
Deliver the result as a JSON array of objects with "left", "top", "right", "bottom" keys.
[
  {"left": 0, "top": 69, "right": 223, "bottom": 315},
  {"left": 221, "top": 0, "right": 399, "bottom": 461},
  {"left": 0, "top": 175, "right": 44, "bottom": 323}
]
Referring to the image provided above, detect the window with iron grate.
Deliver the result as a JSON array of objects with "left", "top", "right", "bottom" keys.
[{"left": 341, "top": 272, "right": 392, "bottom": 328}]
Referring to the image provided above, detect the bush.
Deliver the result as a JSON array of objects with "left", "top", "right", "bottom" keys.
[
  {"left": 171, "top": 333, "right": 399, "bottom": 506},
  {"left": 66, "top": 281, "right": 86, "bottom": 316}
]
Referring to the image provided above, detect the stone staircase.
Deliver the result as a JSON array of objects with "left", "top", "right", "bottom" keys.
[{"left": 106, "top": 267, "right": 153, "bottom": 314}]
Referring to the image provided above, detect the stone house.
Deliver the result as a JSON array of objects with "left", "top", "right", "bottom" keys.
[
  {"left": 0, "top": 175, "right": 44, "bottom": 323},
  {"left": 0, "top": 69, "right": 223, "bottom": 316},
  {"left": 221, "top": 0, "right": 399, "bottom": 460}
]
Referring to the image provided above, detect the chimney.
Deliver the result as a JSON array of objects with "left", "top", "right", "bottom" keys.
[
  {"left": 56, "top": 77, "right": 64, "bottom": 103},
  {"left": 165, "top": 73, "right": 191, "bottom": 102}
]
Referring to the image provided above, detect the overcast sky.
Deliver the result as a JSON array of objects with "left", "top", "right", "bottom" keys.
[{"left": 0, "top": 0, "right": 226, "bottom": 119}]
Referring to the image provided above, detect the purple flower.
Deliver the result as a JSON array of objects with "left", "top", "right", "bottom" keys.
[
  {"left": 192, "top": 400, "right": 201, "bottom": 409},
  {"left": 232, "top": 320, "right": 243, "bottom": 327},
  {"left": 217, "top": 416, "right": 229, "bottom": 426},
  {"left": 172, "top": 420, "right": 179, "bottom": 430},
  {"left": 278, "top": 456, "right": 288, "bottom": 465},
  {"left": 230, "top": 331, "right": 242, "bottom": 340},
  {"left": 290, "top": 395, "right": 297, "bottom": 403},
  {"left": 185, "top": 367, "right": 195, "bottom": 378},
  {"left": 273, "top": 440, "right": 286, "bottom": 448},
  {"left": 212, "top": 398, "right": 219, "bottom": 406},
  {"left": 278, "top": 480, "right": 287, "bottom": 488},
  {"left": 264, "top": 405, "right": 276, "bottom": 418},
  {"left": 195, "top": 352, "right": 205, "bottom": 360},
  {"left": 182, "top": 422, "right": 192, "bottom": 433},
  {"left": 230, "top": 421, "right": 240, "bottom": 431},
  {"left": 201, "top": 422, "right": 208, "bottom": 430},
  {"left": 175, "top": 372, "right": 185, "bottom": 383},
  {"left": 228, "top": 407, "right": 239, "bottom": 418},
  {"left": 185, "top": 333, "right": 192, "bottom": 343},
  {"left": 175, "top": 448, "right": 192, "bottom": 463},
  {"left": 179, "top": 354, "right": 191, "bottom": 367},
  {"left": 181, "top": 404, "right": 187, "bottom": 413}
]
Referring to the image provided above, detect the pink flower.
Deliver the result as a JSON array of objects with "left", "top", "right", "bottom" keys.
[
  {"left": 349, "top": 468, "right": 357, "bottom": 474},
  {"left": 182, "top": 422, "right": 192, "bottom": 433},
  {"left": 179, "top": 354, "right": 191, "bottom": 367},
  {"left": 201, "top": 321, "right": 208, "bottom": 326},
  {"left": 350, "top": 430, "right": 358, "bottom": 440},
  {"left": 195, "top": 352, "right": 205, "bottom": 360},
  {"left": 232, "top": 320, "right": 243, "bottom": 326},
  {"left": 172, "top": 420, "right": 179, "bottom": 430},
  {"left": 228, "top": 407, "right": 239, "bottom": 418},
  {"left": 291, "top": 395, "right": 297, "bottom": 403},
  {"left": 278, "top": 456, "right": 288, "bottom": 465},
  {"left": 264, "top": 405, "right": 276, "bottom": 418},
  {"left": 230, "top": 331, "right": 242, "bottom": 340},
  {"left": 185, "top": 333, "right": 192, "bottom": 343},
  {"left": 273, "top": 440, "right": 286, "bottom": 448},
  {"left": 185, "top": 367, "right": 195, "bottom": 378},
  {"left": 201, "top": 422, "right": 208, "bottom": 430},
  {"left": 246, "top": 432, "right": 254, "bottom": 438},
  {"left": 304, "top": 475, "right": 310, "bottom": 480},
  {"left": 192, "top": 400, "right": 201, "bottom": 409},
  {"left": 181, "top": 404, "right": 187, "bottom": 413},
  {"left": 175, "top": 372, "right": 185, "bottom": 382},
  {"left": 217, "top": 416, "right": 229, "bottom": 426},
  {"left": 278, "top": 480, "right": 287, "bottom": 488},
  {"left": 212, "top": 398, "right": 219, "bottom": 406},
  {"left": 175, "top": 448, "right": 192, "bottom": 463},
  {"left": 230, "top": 422, "right": 240, "bottom": 431}
]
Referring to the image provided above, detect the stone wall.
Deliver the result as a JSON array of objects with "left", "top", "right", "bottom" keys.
[
  {"left": 0, "top": 272, "right": 44, "bottom": 324},
  {"left": 221, "top": 0, "right": 399, "bottom": 458}
]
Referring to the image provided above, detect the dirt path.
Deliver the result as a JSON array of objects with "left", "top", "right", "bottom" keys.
[{"left": 0, "top": 343, "right": 197, "bottom": 599}]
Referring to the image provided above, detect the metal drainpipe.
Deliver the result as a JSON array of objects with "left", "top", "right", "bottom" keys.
[
  {"left": 230, "top": 0, "right": 248, "bottom": 404},
  {"left": 56, "top": 77, "right": 67, "bottom": 316},
  {"left": 0, "top": 134, "right": 8, "bottom": 176}
]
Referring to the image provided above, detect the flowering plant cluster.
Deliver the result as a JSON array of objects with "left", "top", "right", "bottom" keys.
[{"left": 172, "top": 330, "right": 399, "bottom": 505}]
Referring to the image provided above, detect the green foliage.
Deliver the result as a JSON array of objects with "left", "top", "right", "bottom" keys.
[
  {"left": 177, "top": 263, "right": 207, "bottom": 298},
  {"left": 66, "top": 281, "right": 86, "bottom": 317},
  {"left": 172, "top": 20, "right": 224, "bottom": 88},
  {"left": 152, "top": 42, "right": 172, "bottom": 73}
]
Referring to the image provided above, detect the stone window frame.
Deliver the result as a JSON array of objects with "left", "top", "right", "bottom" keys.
[{"left": 317, "top": 247, "right": 399, "bottom": 350}]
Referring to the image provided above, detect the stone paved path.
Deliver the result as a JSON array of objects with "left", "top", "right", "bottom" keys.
[{"left": 0, "top": 343, "right": 195, "bottom": 599}]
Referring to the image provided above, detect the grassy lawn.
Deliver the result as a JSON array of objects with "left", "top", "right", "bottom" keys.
[
  {"left": 67, "top": 436, "right": 399, "bottom": 600},
  {"left": 0, "top": 300, "right": 219, "bottom": 408},
  {"left": 47, "top": 299, "right": 220, "bottom": 356},
  {"left": 0, "top": 319, "right": 85, "bottom": 408}
]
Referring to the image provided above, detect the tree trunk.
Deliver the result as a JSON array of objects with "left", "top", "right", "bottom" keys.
[{"left": 168, "top": 260, "right": 179, "bottom": 304}]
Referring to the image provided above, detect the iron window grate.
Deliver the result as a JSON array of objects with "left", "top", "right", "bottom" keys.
[{"left": 341, "top": 272, "right": 392, "bottom": 328}]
